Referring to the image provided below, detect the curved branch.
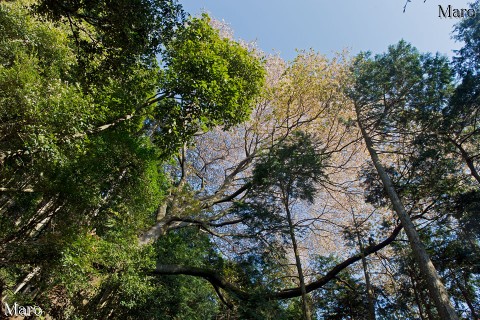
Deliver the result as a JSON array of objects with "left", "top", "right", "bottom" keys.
[
  {"left": 209, "top": 183, "right": 251, "bottom": 207},
  {"left": 271, "top": 223, "right": 402, "bottom": 299},
  {"left": 152, "top": 223, "right": 404, "bottom": 301},
  {"left": 151, "top": 264, "right": 248, "bottom": 300}
]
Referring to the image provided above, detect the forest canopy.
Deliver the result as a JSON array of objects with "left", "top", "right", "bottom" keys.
[{"left": 0, "top": 0, "right": 479, "bottom": 319}]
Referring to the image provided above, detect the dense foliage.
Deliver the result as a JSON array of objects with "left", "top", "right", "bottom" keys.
[{"left": 0, "top": 0, "right": 479, "bottom": 319}]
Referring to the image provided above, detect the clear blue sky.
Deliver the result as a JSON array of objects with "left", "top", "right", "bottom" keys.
[{"left": 180, "top": 0, "right": 472, "bottom": 60}]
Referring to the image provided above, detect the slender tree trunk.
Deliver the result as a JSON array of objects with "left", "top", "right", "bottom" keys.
[
  {"left": 352, "top": 212, "right": 376, "bottom": 320},
  {"left": 409, "top": 268, "right": 427, "bottom": 320},
  {"left": 359, "top": 241, "right": 376, "bottom": 320},
  {"left": 355, "top": 104, "right": 459, "bottom": 320},
  {"left": 284, "top": 199, "right": 312, "bottom": 320},
  {"left": 419, "top": 284, "right": 436, "bottom": 320},
  {"left": 452, "top": 272, "right": 479, "bottom": 319},
  {"left": 450, "top": 139, "right": 480, "bottom": 185},
  {"left": 13, "top": 267, "right": 40, "bottom": 295},
  {"left": 0, "top": 278, "right": 4, "bottom": 316}
]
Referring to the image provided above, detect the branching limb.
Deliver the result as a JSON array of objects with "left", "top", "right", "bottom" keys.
[
  {"left": 404, "top": 0, "right": 427, "bottom": 13},
  {"left": 153, "top": 222, "right": 404, "bottom": 301}
]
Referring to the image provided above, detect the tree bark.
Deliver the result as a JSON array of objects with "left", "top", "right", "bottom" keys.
[
  {"left": 355, "top": 104, "right": 459, "bottom": 320},
  {"left": 284, "top": 200, "right": 312, "bottom": 320},
  {"left": 352, "top": 212, "right": 376, "bottom": 320},
  {"left": 409, "top": 267, "right": 427, "bottom": 320},
  {"left": 419, "top": 283, "right": 436, "bottom": 320},
  {"left": 453, "top": 272, "right": 479, "bottom": 319}
]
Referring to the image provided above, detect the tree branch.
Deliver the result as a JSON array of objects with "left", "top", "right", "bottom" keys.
[
  {"left": 69, "top": 93, "right": 167, "bottom": 140},
  {"left": 152, "top": 222, "right": 404, "bottom": 301},
  {"left": 151, "top": 264, "right": 249, "bottom": 300}
]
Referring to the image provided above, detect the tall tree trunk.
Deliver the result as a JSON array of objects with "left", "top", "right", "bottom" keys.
[
  {"left": 352, "top": 212, "right": 376, "bottom": 320},
  {"left": 409, "top": 268, "right": 427, "bottom": 320},
  {"left": 0, "top": 278, "right": 4, "bottom": 316},
  {"left": 13, "top": 267, "right": 40, "bottom": 295},
  {"left": 355, "top": 104, "right": 459, "bottom": 320},
  {"left": 453, "top": 272, "right": 479, "bottom": 319},
  {"left": 284, "top": 200, "right": 312, "bottom": 320},
  {"left": 418, "top": 283, "right": 436, "bottom": 320}
]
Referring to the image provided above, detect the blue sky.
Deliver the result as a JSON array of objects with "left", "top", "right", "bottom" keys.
[{"left": 180, "top": 0, "right": 472, "bottom": 60}]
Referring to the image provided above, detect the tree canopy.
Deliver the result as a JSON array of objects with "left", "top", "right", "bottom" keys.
[{"left": 0, "top": 0, "right": 479, "bottom": 319}]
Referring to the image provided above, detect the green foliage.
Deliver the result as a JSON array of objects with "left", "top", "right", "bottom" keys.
[
  {"left": 453, "top": 0, "right": 480, "bottom": 76},
  {"left": 145, "top": 228, "right": 222, "bottom": 319},
  {"left": 235, "top": 296, "right": 305, "bottom": 320},
  {"left": 153, "top": 14, "right": 265, "bottom": 154},
  {"left": 3, "top": 0, "right": 477, "bottom": 318},
  {"left": 350, "top": 39, "right": 480, "bottom": 319},
  {"left": 452, "top": 190, "right": 480, "bottom": 240},
  {"left": 34, "top": 0, "right": 185, "bottom": 80},
  {"left": 0, "top": 1, "right": 264, "bottom": 318},
  {"left": 312, "top": 256, "right": 369, "bottom": 320},
  {"left": 350, "top": 40, "right": 453, "bottom": 132},
  {"left": 0, "top": 0, "right": 91, "bottom": 160},
  {"left": 234, "top": 131, "right": 328, "bottom": 249},
  {"left": 252, "top": 131, "right": 327, "bottom": 203}
]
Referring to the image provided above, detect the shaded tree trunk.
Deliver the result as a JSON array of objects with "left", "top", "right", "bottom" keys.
[
  {"left": 453, "top": 271, "right": 479, "bottom": 319},
  {"left": 352, "top": 212, "right": 376, "bottom": 320},
  {"left": 419, "top": 284, "right": 436, "bottom": 320},
  {"left": 284, "top": 199, "right": 312, "bottom": 320},
  {"left": 355, "top": 104, "right": 459, "bottom": 320},
  {"left": 409, "top": 267, "right": 427, "bottom": 320}
]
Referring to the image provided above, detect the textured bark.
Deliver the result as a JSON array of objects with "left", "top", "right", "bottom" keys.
[
  {"left": 152, "top": 264, "right": 248, "bottom": 300},
  {"left": 419, "top": 285, "right": 436, "bottom": 320},
  {"left": 138, "top": 203, "right": 169, "bottom": 245},
  {"left": 138, "top": 220, "right": 168, "bottom": 245},
  {"left": 355, "top": 104, "right": 459, "bottom": 320},
  {"left": 70, "top": 94, "right": 166, "bottom": 140}
]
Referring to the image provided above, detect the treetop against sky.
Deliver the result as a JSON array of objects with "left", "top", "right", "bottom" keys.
[
  {"left": 1, "top": 0, "right": 479, "bottom": 319},
  {"left": 181, "top": 0, "right": 472, "bottom": 59}
]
